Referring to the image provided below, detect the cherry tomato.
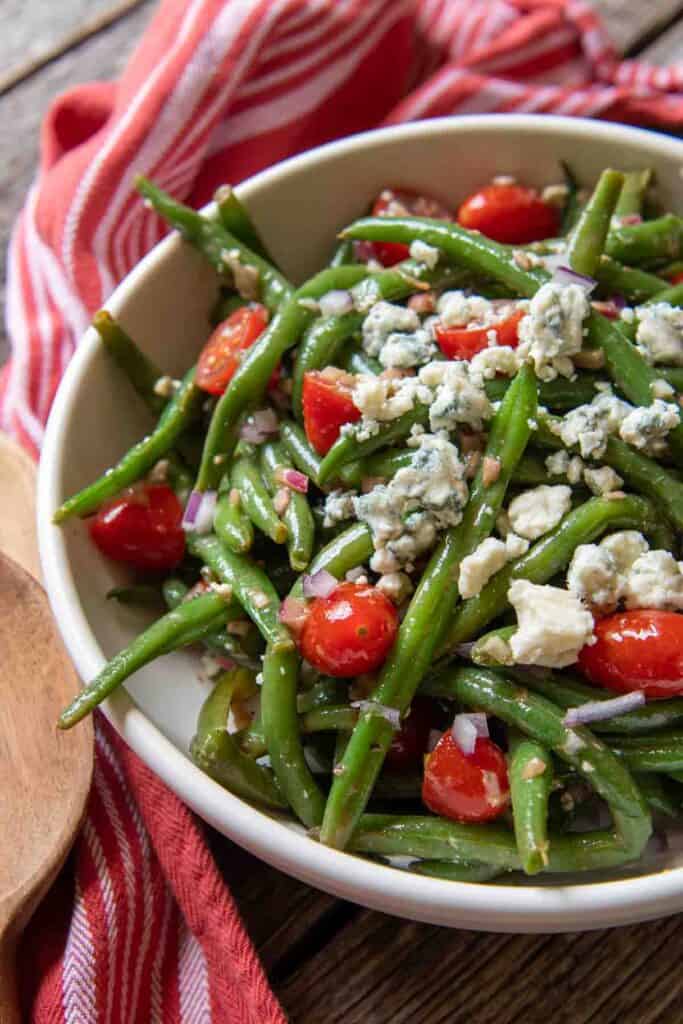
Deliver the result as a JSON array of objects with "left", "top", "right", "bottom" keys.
[
  {"left": 299, "top": 582, "right": 399, "bottom": 677},
  {"left": 422, "top": 731, "right": 510, "bottom": 823},
  {"left": 386, "top": 697, "right": 437, "bottom": 769},
  {"left": 197, "top": 304, "right": 269, "bottom": 395},
  {"left": 435, "top": 308, "right": 524, "bottom": 361},
  {"left": 577, "top": 609, "right": 683, "bottom": 699},
  {"left": 369, "top": 188, "right": 453, "bottom": 266},
  {"left": 90, "top": 483, "right": 185, "bottom": 571},
  {"left": 666, "top": 270, "right": 683, "bottom": 285},
  {"left": 457, "top": 183, "right": 559, "bottom": 245},
  {"left": 302, "top": 369, "right": 360, "bottom": 455}
]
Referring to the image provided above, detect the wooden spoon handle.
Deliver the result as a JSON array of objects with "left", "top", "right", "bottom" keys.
[{"left": 0, "top": 930, "right": 20, "bottom": 1024}]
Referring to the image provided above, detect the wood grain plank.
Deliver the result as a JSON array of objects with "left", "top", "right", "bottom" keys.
[
  {"left": 277, "top": 909, "right": 683, "bottom": 1024},
  {"left": 0, "top": 0, "right": 155, "bottom": 366},
  {"left": 591, "top": 0, "right": 683, "bottom": 55},
  {"left": 639, "top": 18, "right": 683, "bottom": 64},
  {"left": 0, "top": 0, "right": 148, "bottom": 95}
]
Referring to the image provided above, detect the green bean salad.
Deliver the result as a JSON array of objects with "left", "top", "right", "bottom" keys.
[{"left": 56, "top": 165, "right": 683, "bottom": 884}]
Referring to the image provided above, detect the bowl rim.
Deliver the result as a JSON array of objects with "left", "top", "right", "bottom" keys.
[{"left": 38, "top": 114, "right": 683, "bottom": 931}]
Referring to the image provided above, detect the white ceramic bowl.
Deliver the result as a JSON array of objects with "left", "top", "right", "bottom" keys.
[{"left": 39, "top": 115, "right": 683, "bottom": 931}]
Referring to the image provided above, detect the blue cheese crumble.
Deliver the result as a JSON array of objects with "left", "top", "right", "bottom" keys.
[
  {"left": 635, "top": 303, "right": 683, "bottom": 366},
  {"left": 516, "top": 282, "right": 590, "bottom": 381},
  {"left": 361, "top": 301, "right": 436, "bottom": 369}
]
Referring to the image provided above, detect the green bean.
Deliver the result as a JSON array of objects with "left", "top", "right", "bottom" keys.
[
  {"left": 291, "top": 259, "right": 468, "bottom": 417},
  {"left": 214, "top": 472, "right": 254, "bottom": 553},
  {"left": 94, "top": 309, "right": 165, "bottom": 416},
  {"left": 335, "top": 449, "right": 414, "bottom": 489},
  {"left": 196, "top": 265, "right": 369, "bottom": 491},
  {"left": 54, "top": 366, "right": 202, "bottom": 522},
  {"left": 510, "top": 452, "right": 555, "bottom": 486},
  {"left": 559, "top": 161, "right": 581, "bottom": 235},
  {"left": 191, "top": 669, "right": 286, "bottom": 809},
  {"left": 318, "top": 403, "right": 429, "bottom": 485},
  {"left": 410, "top": 861, "right": 505, "bottom": 883},
  {"left": 449, "top": 667, "right": 650, "bottom": 862},
  {"left": 280, "top": 420, "right": 324, "bottom": 485},
  {"left": 606, "top": 214, "right": 682, "bottom": 269},
  {"left": 567, "top": 169, "right": 624, "bottom": 278},
  {"left": 485, "top": 373, "right": 601, "bottom": 411},
  {"left": 329, "top": 239, "right": 356, "bottom": 267},
  {"left": 607, "top": 733, "right": 683, "bottom": 773},
  {"left": 594, "top": 257, "right": 667, "bottom": 303},
  {"left": 260, "top": 441, "right": 315, "bottom": 570},
  {"left": 162, "top": 577, "right": 189, "bottom": 609},
  {"left": 296, "top": 678, "right": 348, "bottom": 713},
  {"left": 58, "top": 591, "right": 232, "bottom": 728},
  {"left": 231, "top": 455, "right": 288, "bottom": 544},
  {"left": 508, "top": 730, "right": 553, "bottom": 875},
  {"left": 340, "top": 347, "right": 381, "bottom": 376},
  {"left": 214, "top": 184, "right": 273, "bottom": 262},
  {"left": 106, "top": 584, "right": 163, "bottom": 607},
  {"left": 634, "top": 774, "right": 680, "bottom": 818},
  {"left": 499, "top": 667, "right": 683, "bottom": 735},
  {"left": 187, "top": 533, "right": 293, "bottom": 650},
  {"left": 341, "top": 215, "right": 547, "bottom": 298},
  {"left": 136, "top": 176, "right": 292, "bottom": 312},
  {"left": 668, "top": 770, "right": 683, "bottom": 786},
  {"left": 261, "top": 645, "right": 326, "bottom": 827},
  {"left": 646, "top": 282, "right": 683, "bottom": 307},
  {"left": 237, "top": 704, "right": 359, "bottom": 759},
  {"left": 614, "top": 170, "right": 652, "bottom": 219},
  {"left": 320, "top": 367, "right": 537, "bottom": 849},
  {"left": 440, "top": 494, "right": 656, "bottom": 653}
]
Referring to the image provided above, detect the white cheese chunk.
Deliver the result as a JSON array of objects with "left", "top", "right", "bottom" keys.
[
  {"left": 458, "top": 538, "right": 508, "bottom": 599},
  {"left": 635, "top": 303, "right": 683, "bottom": 367},
  {"left": 622, "top": 550, "right": 683, "bottom": 611},
  {"left": 508, "top": 580, "right": 595, "bottom": 668},
  {"left": 409, "top": 240, "right": 440, "bottom": 269},
  {"left": 618, "top": 400, "right": 680, "bottom": 455},
  {"left": 599, "top": 531, "right": 649, "bottom": 574},
  {"left": 582, "top": 465, "right": 623, "bottom": 496},
  {"left": 567, "top": 544, "right": 622, "bottom": 612},
  {"left": 551, "top": 389, "right": 632, "bottom": 459},
  {"left": 507, "top": 484, "right": 572, "bottom": 540},
  {"left": 418, "top": 361, "right": 491, "bottom": 433},
  {"left": 516, "top": 282, "right": 590, "bottom": 381}
]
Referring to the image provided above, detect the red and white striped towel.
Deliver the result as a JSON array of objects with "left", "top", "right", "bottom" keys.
[{"left": 5, "top": 1, "right": 682, "bottom": 1020}]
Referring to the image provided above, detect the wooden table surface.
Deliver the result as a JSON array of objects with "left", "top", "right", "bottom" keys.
[{"left": 2, "top": 4, "right": 683, "bottom": 1021}]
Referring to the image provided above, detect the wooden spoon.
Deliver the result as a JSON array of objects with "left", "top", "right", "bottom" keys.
[
  {"left": 0, "top": 436, "right": 93, "bottom": 1021},
  {"left": 0, "top": 432, "right": 42, "bottom": 581}
]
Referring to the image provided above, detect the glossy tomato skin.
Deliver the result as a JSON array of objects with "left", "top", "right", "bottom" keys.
[
  {"left": 197, "top": 304, "right": 268, "bottom": 395},
  {"left": 302, "top": 370, "right": 360, "bottom": 455},
  {"left": 457, "top": 184, "right": 559, "bottom": 245},
  {"left": 299, "top": 582, "right": 399, "bottom": 677},
  {"left": 435, "top": 308, "right": 524, "bottom": 360},
  {"left": 90, "top": 483, "right": 185, "bottom": 571},
  {"left": 386, "top": 697, "right": 437, "bottom": 769},
  {"left": 578, "top": 609, "right": 683, "bottom": 698},
  {"left": 370, "top": 188, "right": 452, "bottom": 266},
  {"left": 422, "top": 732, "right": 510, "bottom": 823},
  {"left": 667, "top": 270, "right": 683, "bottom": 285}
]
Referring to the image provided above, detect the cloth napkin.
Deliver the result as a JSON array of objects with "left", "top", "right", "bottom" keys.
[{"left": 4, "top": 1, "right": 682, "bottom": 1019}]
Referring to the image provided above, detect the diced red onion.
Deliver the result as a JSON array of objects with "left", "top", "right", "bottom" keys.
[
  {"left": 278, "top": 596, "right": 309, "bottom": 637},
  {"left": 319, "top": 289, "right": 354, "bottom": 317},
  {"left": 563, "top": 690, "right": 645, "bottom": 727},
  {"left": 350, "top": 700, "right": 401, "bottom": 729},
  {"left": 239, "top": 408, "right": 280, "bottom": 444},
  {"left": 608, "top": 293, "right": 627, "bottom": 310},
  {"left": 551, "top": 265, "right": 597, "bottom": 294},
  {"left": 279, "top": 468, "right": 309, "bottom": 493},
  {"left": 302, "top": 569, "right": 337, "bottom": 599},
  {"left": 216, "top": 655, "right": 237, "bottom": 670},
  {"left": 620, "top": 213, "right": 642, "bottom": 225},
  {"left": 182, "top": 489, "right": 217, "bottom": 534},
  {"left": 345, "top": 566, "right": 367, "bottom": 582},
  {"left": 451, "top": 712, "right": 488, "bottom": 754}
]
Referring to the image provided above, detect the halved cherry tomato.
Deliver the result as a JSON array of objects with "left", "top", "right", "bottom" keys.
[
  {"left": 457, "top": 183, "right": 559, "bottom": 245},
  {"left": 90, "top": 483, "right": 185, "bottom": 571},
  {"left": 299, "top": 581, "right": 399, "bottom": 677},
  {"left": 197, "top": 304, "right": 269, "bottom": 395},
  {"left": 386, "top": 697, "right": 437, "bottom": 769},
  {"left": 435, "top": 308, "right": 525, "bottom": 361},
  {"left": 422, "top": 731, "right": 510, "bottom": 823},
  {"left": 369, "top": 188, "right": 453, "bottom": 267},
  {"left": 666, "top": 270, "right": 683, "bottom": 285},
  {"left": 302, "top": 368, "right": 360, "bottom": 455},
  {"left": 577, "top": 609, "right": 683, "bottom": 699}
]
